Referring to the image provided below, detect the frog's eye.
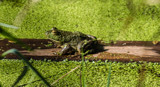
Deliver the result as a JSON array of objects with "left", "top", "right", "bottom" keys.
[
  {"left": 51, "top": 30, "right": 56, "bottom": 34},
  {"left": 51, "top": 27, "right": 58, "bottom": 31}
]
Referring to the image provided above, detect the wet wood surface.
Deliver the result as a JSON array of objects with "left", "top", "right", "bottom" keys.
[{"left": 0, "top": 39, "right": 160, "bottom": 62}]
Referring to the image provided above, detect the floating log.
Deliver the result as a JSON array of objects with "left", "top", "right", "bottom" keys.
[{"left": 0, "top": 39, "right": 160, "bottom": 62}]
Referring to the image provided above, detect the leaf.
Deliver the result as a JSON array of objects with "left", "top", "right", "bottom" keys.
[{"left": 12, "top": 66, "right": 28, "bottom": 87}]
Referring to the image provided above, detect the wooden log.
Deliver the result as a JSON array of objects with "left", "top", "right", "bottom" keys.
[{"left": 0, "top": 39, "right": 160, "bottom": 62}]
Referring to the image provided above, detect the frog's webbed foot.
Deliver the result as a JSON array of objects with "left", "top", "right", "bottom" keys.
[{"left": 53, "top": 52, "right": 61, "bottom": 56}]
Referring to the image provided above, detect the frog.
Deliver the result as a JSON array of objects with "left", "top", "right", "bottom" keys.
[{"left": 46, "top": 27, "right": 98, "bottom": 55}]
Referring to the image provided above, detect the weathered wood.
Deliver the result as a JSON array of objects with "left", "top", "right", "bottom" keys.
[{"left": 0, "top": 39, "right": 160, "bottom": 62}]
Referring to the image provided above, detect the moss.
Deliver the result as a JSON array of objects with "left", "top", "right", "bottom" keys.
[
  {"left": 0, "top": 59, "right": 160, "bottom": 86},
  {"left": 1, "top": 0, "right": 160, "bottom": 41}
]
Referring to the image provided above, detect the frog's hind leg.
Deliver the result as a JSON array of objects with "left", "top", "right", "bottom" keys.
[
  {"left": 86, "top": 35, "right": 97, "bottom": 40},
  {"left": 77, "top": 40, "right": 95, "bottom": 55}
]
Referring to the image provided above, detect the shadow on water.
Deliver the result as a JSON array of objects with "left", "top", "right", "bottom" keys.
[
  {"left": 151, "top": 27, "right": 160, "bottom": 41},
  {"left": 137, "top": 63, "right": 146, "bottom": 87}
]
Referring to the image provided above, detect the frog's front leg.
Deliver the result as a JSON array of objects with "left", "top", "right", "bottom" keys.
[
  {"left": 48, "top": 39, "right": 62, "bottom": 48},
  {"left": 59, "top": 44, "right": 74, "bottom": 55},
  {"left": 59, "top": 44, "right": 71, "bottom": 55}
]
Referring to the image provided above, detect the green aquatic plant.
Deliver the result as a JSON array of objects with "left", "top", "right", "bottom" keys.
[
  {"left": 1, "top": 49, "right": 51, "bottom": 87},
  {"left": 0, "top": 23, "right": 50, "bottom": 86}
]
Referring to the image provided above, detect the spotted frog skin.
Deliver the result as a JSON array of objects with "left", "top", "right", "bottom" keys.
[{"left": 46, "top": 27, "right": 98, "bottom": 55}]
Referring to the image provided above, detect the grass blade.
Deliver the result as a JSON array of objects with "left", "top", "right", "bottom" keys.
[
  {"left": 2, "top": 49, "right": 51, "bottom": 87},
  {"left": 12, "top": 66, "right": 28, "bottom": 87},
  {"left": 0, "top": 81, "right": 2, "bottom": 87},
  {"left": 0, "top": 23, "right": 19, "bottom": 29},
  {"left": 107, "top": 63, "right": 112, "bottom": 87},
  {"left": 0, "top": 27, "right": 31, "bottom": 50},
  {"left": 81, "top": 50, "right": 87, "bottom": 87},
  {"left": 51, "top": 65, "right": 80, "bottom": 85}
]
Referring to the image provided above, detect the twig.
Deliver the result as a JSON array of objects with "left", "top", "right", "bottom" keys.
[{"left": 51, "top": 65, "right": 80, "bottom": 86}]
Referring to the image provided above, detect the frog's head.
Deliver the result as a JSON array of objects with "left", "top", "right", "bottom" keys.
[
  {"left": 46, "top": 27, "right": 61, "bottom": 41},
  {"left": 46, "top": 27, "right": 59, "bottom": 35}
]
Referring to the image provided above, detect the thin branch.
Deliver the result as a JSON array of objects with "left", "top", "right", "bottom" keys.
[{"left": 51, "top": 65, "right": 80, "bottom": 86}]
